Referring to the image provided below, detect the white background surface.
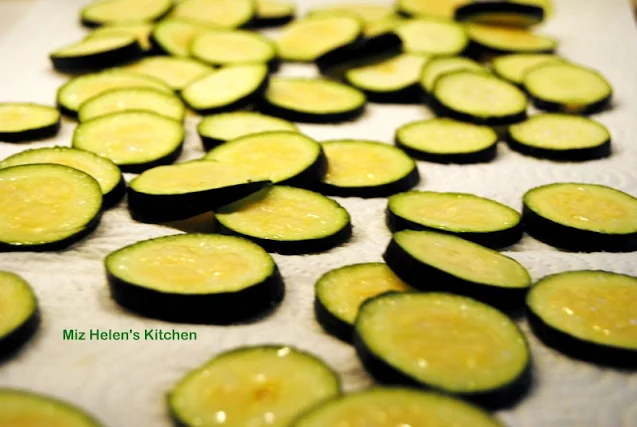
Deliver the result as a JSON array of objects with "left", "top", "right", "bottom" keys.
[{"left": 1, "top": 0, "right": 637, "bottom": 426}]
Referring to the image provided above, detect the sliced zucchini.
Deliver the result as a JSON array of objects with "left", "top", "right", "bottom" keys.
[
  {"left": 432, "top": 71, "right": 527, "bottom": 126},
  {"left": 216, "top": 186, "right": 352, "bottom": 254},
  {"left": 523, "top": 62, "right": 613, "bottom": 114},
  {"left": 191, "top": 30, "right": 277, "bottom": 68},
  {"left": 354, "top": 292, "right": 530, "bottom": 406},
  {"left": 507, "top": 114, "right": 611, "bottom": 161},
  {"left": 0, "top": 164, "right": 103, "bottom": 251},
  {"left": 527, "top": 270, "right": 637, "bottom": 366},
  {"left": 454, "top": 1, "right": 544, "bottom": 28},
  {"left": 73, "top": 111, "right": 184, "bottom": 173},
  {"left": 0, "top": 147, "right": 125, "bottom": 209},
  {"left": 203, "top": 131, "right": 325, "bottom": 188},
  {"left": 308, "top": 4, "right": 397, "bottom": 23},
  {"left": 395, "top": 117, "right": 498, "bottom": 163},
  {"left": 384, "top": 230, "right": 531, "bottom": 309},
  {"left": 169, "top": 346, "right": 340, "bottom": 426},
  {"left": 320, "top": 140, "right": 419, "bottom": 198},
  {"left": 171, "top": 0, "right": 256, "bottom": 28},
  {"left": 0, "top": 103, "right": 60, "bottom": 143},
  {"left": 50, "top": 34, "right": 142, "bottom": 73},
  {"left": 106, "top": 234, "right": 283, "bottom": 323},
  {"left": 181, "top": 64, "right": 268, "bottom": 115},
  {"left": 387, "top": 191, "right": 522, "bottom": 248},
  {"left": 260, "top": 77, "right": 366, "bottom": 123},
  {"left": 419, "top": 56, "right": 486, "bottom": 93},
  {"left": 80, "top": 0, "right": 173, "bottom": 27},
  {"left": 122, "top": 56, "right": 213, "bottom": 90},
  {"left": 197, "top": 111, "right": 297, "bottom": 149},
  {"left": 85, "top": 22, "right": 154, "bottom": 51},
  {"left": 364, "top": 16, "right": 407, "bottom": 37},
  {"left": 466, "top": 23, "right": 557, "bottom": 57},
  {"left": 395, "top": 18, "right": 468, "bottom": 56},
  {"left": 78, "top": 87, "right": 184, "bottom": 122},
  {"left": 150, "top": 19, "right": 209, "bottom": 57},
  {"left": 315, "top": 263, "right": 412, "bottom": 342},
  {"left": 492, "top": 53, "right": 563, "bottom": 85},
  {"left": 0, "top": 271, "right": 38, "bottom": 357},
  {"left": 251, "top": 0, "right": 296, "bottom": 28},
  {"left": 522, "top": 183, "right": 637, "bottom": 252},
  {"left": 397, "top": 0, "right": 471, "bottom": 19}
]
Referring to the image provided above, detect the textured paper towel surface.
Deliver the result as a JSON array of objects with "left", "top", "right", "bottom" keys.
[{"left": 1, "top": 0, "right": 637, "bottom": 426}]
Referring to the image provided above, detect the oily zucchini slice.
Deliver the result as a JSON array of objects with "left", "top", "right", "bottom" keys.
[
  {"left": 383, "top": 230, "right": 531, "bottom": 309},
  {"left": 507, "top": 114, "right": 611, "bottom": 161},
  {"left": 181, "top": 64, "right": 269, "bottom": 115},
  {"left": 216, "top": 186, "right": 352, "bottom": 254},
  {"left": 261, "top": 77, "right": 366, "bottom": 123},
  {"left": 387, "top": 191, "right": 523, "bottom": 249},
  {"left": 466, "top": 23, "right": 557, "bottom": 57},
  {"left": 197, "top": 111, "right": 297, "bottom": 150},
  {"left": 527, "top": 270, "right": 637, "bottom": 366},
  {"left": 0, "top": 164, "right": 103, "bottom": 251},
  {"left": 80, "top": 0, "right": 173, "bottom": 27},
  {"left": 0, "top": 271, "right": 38, "bottom": 357},
  {"left": 203, "top": 131, "right": 326, "bottom": 188},
  {"left": 150, "top": 19, "right": 209, "bottom": 57},
  {"left": 0, "top": 147, "right": 125, "bottom": 209},
  {"left": 315, "top": 263, "right": 412, "bottom": 342},
  {"left": 432, "top": 71, "right": 528, "bottom": 126},
  {"left": 171, "top": 0, "right": 256, "bottom": 28},
  {"left": 320, "top": 140, "right": 419, "bottom": 198},
  {"left": 85, "top": 22, "right": 154, "bottom": 51},
  {"left": 251, "top": 0, "right": 296, "bottom": 28},
  {"left": 122, "top": 56, "right": 213, "bottom": 90},
  {"left": 106, "top": 234, "right": 283, "bottom": 323},
  {"left": 395, "top": 118, "right": 498, "bottom": 164},
  {"left": 397, "top": 0, "right": 471, "bottom": 19},
  {"left": 169, "top": 346, "right": 340, "bottom": 426},
  {"left": 354, "top": 292, "right": 530, "bottom": 406},
  {"left": 191, "top": 30, "right": 277, "bottom": 68},
  {"left": 523, "top": 62, "right": 613, "bottom": 114},
  {"left": 50, "top": 35, "right": 142, "bottom": 73},
  {"left": 454, "top": 1, "right": 544, "bottom": 28},
  {"left": 73, "top": 111, "right": 184, "bottom": 173},
  {"left": 419, "top": 56, "right": 486, "bottom": 94},
  {"left": 522, "top": 183, "right": 637, "bottom": 252},
  {"left": 395, "top": 18, "right": 468, "bottom": 56},
  {"left": 0, "top": 103, "right": 60, "bottom": 143},
  {"left": 492, "top": 53, "right": 563, "bottom": 85}
]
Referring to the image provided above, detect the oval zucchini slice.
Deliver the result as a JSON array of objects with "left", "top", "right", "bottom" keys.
[
  {"left": 85, "top": 22, "right": 154, "bottom": 51},
  {"left": 78, "top": 87, "right": 184, "bottom": 122},
  {"left": 169, "top": 345, "right": 340, "bottom": 426},
  {"left": 50, "top": 35, "right": 142, "bottom": 73},
  {"left": 122, "top": 56, "right": 213, "bottom": 90},
  {"left": 150, "top": 19, "right": 210, "bottom": 57},
  {"left": 454, "top": 1, "right": 545, "bottom": 28},
  {"left": 251, "top": 0, "right": 296, "bottom": 28},
  {"left": 80, "top": 0, "right": 173, "bottom": 27},
  {"left": 395, "top": 18, "right": 468, "bottom": 56},
  {"left": 0, "top": 164, "right": 103, "bottom": 251},
  {"left": 0, "top": 103, "right": 60, "bottom": 143},
  {"left": 191, "top": 30, "right": 277, "bottom": 68},
  {"left": 492, "top": 53, "right": 563, "bottom": 85},
  {"left": 308, "top": 4, "right": 396, "bottom": 23},
  {"left": 419, "top": 56, "right": 486, "bottom": 93},
  {"left": 397, "top": 0, "right": 471, "bottom": 19},
  {"left": 0, "top": 271, "right": 38, "bottom": 357},
  {"left": 522, "top": 183, "right": 637, "bottom": 252},
  {"left": 171, "top": 0, "right": 256, "bottom": 28},
  {"left": 466, "top": 23, "right": 557, "bottom": 57}
]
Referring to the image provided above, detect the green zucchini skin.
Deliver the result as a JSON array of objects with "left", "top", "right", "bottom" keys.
[
  {"left": 506, "top": 130, "right": 611, "bottom": 161},
  {"left": 258, "top": 101, "right": 365, "bottom": 124},
  {"left": 50, "top": 42, "right": 143, "bottom": 74},
  {"left": 454, "top": 2, "right": 544, "bottom": 26},
  {"left": 0, "top": 309, "right": 39, "bottom": 360},
  {"left": 281, "top": 151, "right": 328, "bottom": 189},
  {"left": 430, "top": 95, "right": 527, "bottom": 127},
  {"left": 248, "top": 14, "right": 295, "bottom": 28},
  {"left": 395, "top": 137, "right": 497, "bottom": 164},
  {"left": 182, "top": 76, "right": 270, "bottom": 116},
  {"left": 103, "top": 175, "right": 126, "bottom": 209},
  {"left": 528, "top": 94, "right": 612, "bottom": 115},
  {"left": 358, "top": 83, "right": 424, "bottom": 104},
  {"left": 319, "top": 167, "right": 419, "bottom": 198},
  {"left": 0, "top": 121, "right": 60, "bottom": 143},
  {"left": 466, "top": 39, "right": 555, "bottom": 60},
  {"left": 314, "top": 297, "right": 354, "bottom": 343}
]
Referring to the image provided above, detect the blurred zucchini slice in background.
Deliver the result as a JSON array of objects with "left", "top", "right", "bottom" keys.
[
  {"left": 80, "top": 0, "right": 173, "bottom": 27},
  {"left": 0, "top": 103, "right": 60, "bottom": 142},
  {"left": 122, "top": 56, "right": 213, "bottom": 90},
  {"left": 171, "top": 0, "right": 256, "bottom": 28},
  {"left": 395, "top": 18, "right": 469, "bottom": 56}
]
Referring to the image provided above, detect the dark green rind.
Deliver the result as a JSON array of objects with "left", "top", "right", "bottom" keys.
[
  {"left": 103, "top": 174, "right": 126, "bottom": 209},
  {"left": 0, "top": 308, "right": 39, "bottom": 360},
  {"left": 454, "top": 2, "right": 544, "bottom": 27},
  {"left": 466, "top": 37, "right": 555, "bottom": 61},
  {"left": 279, "top": 150, "right": 328, "bottom": 189},
  {"left": 506, "top": 130, "right": 611, "bottom": 162},
  {"left": 395, "top": 138, "right": 498, "bottom": 164},
  {"left": 181, "top": 75, "right": 270, "bottom": 115},
  {"left": 0, "top": 119, "right": 60, "bottom": 143},
  {"left": 527, "top": 93, "right": 612, "bottom": 115},
  {"left": 314, "top": 296, "right": 355, "bottom": 344},
  {"left": 319, "top": 166, "right": 419, "bottom": 198},
  {"left": 356, "top": 84, "right": 424, "bottom": 104},
  {"left": 258, "top": 98, "right": 366, "bottom": 124},
  {"left": 430, "top": 93, "right": 527, "bottom": 127},
  {"left": 50, "top": 40, "right": 143, "bottom": 74},
  {"left": 248, "top": 13, "right": 295, "bottom": 28},
  {"left": 118, "top": 144, "right": 183, "bottom": 174}
]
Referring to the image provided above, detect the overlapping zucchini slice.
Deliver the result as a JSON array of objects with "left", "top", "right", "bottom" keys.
[
  {"left": 197, "top": 112, "right": 297, "bottom": 149},
  {"left": 395, "top": 18, "right": 468, "bottom": 56},
  {"left": 122, "top": 56, "right": 213, "bottom": 90}
]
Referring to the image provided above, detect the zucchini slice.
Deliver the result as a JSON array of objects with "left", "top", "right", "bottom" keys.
[
  {"left": 397, "top": 0, "right": 471, "bottom": 19},
  {"left": 203, "top": 131, "right": 326, "bottom": 188},
  {"left": 197, "top": 111, "right": 297, "bottom": 150},
  {"left": 260, "top": 77, "right": 366, "bottom": 123},
  {"left": 0, "top": 147, "right": 125, "bottom": 209},
  {"left": 122, "top": 56, "right": 213, "bottom": 90},
  {"left": 50, "top": 35, "right": 142, "bottom": 73},
  {"left": 419, "top": 56, "right": 486, "bottom": 94},
  {"left": 523, "top": 62, "right": 613, "bottom": 114},
  {"left": 191, "top": 30, "right": 277, "bottom": 68},
  {"left": 395, "top": 18, "right": 469, "bottom": 56},
  {"left": 395, "top": 118, "right": 498, "bottom": 164},
  {"left": 507, "top": 114, "right": 611, "bottom": 161},
  {"left": 522, "top": 183, "right": 637, "bottom": 252},
  {"left": 290, "top": 387, "right": 504, "bottom": 427},
  {"left": 171, "top": 0, "right": 256, "bottom": 28},
  {"left": 320, "top": 140, "right": 419, "bottom": 198},
  {"left": 387, "top": 191, "right": 523, "bottom": 248},
  {"left": 0, "top": 271, "right": 38, "bottom": 357},
  {"left": 169, "top": 346, "right": 340, "bottom": 426},
  {"left": 73, "top": 111, "right": 184, "bottom": 173},
  {"left": 315, "top": 263, "right": 412, "bottom": 342},
  {"left": 106, "top": 234, "right": 283, "bottom": 323},
  {"left": 251, "top": 0, "right": 296, "bottom": 28},
  {"left": 354, "top": 292, "right": 530, "bottom": 406},
  {"left": 150, "top": 19, "right": 209, "bottom": 57},
  {"left": 432, "top": 71, "right": 528, "bottom": 126},
  {"left": 308, "top": 4, "right": 396, "bottom": 23},
  {"left": 0, "top": 164, "right": 103, "bottom": 251},
  {"left": 181, "top": 64, "right": 269, "bottom": 115},
  {"left": 527, "top": 270, "right": 637, "bottom": 366},
  {"left": 492, "top": 53, "right": 563, "bottom": 85},
  {"left": 466, "top": 23, "right": 557, "bottom": 57},
  {"left": 216, "top": 186, "right": 352, "bottom": 254},
  {"left": 0, "top": 103, "right": 60, "bottom": 143},
  {"left": 80, "top": 0, "right": 173, "bottom": 27},
  {"left": 85, "top": 22, "right": 154, "bottom": 51},
  {"left": 0, "top": 389, "right": 103, "bottom": 426},
  {"left": 454, "top": 1, "right": 544, "bottom": 28},
  {"left": 363, "top": 16, "right": 407, "bottom": 37},
  {"left": 57, "top": 70, "right": 172, "bottom": 118},
  {"left": 384, "top": 230, "right": 531, "bottom": 309}
]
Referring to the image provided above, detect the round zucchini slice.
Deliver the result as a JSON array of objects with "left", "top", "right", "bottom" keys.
[
  {"left": 395, "top": 118, "right": 498, "bottom": 164},
  {"left": 261, "top": 77, "right": 366, "bottom": 123},
  {"left": 383, "top": 230, "right": 531, "bottom": 309},
  {"left": 523, "top": 62, "right": 613, "bottom": 114},
  {"left": 73, "top": 111, "right": 184, "bottom": 173},
  {"left": 522, "top": 183, "right": 637, "bottom": 252},
  {"left": 122, "top": 56, "right": 213, "bottom": 90},
  {"left": 315, "top": 263, "right": 412, "bottom": 342},
  {"left": 466, "top": 23, "right": 557, "bottom": 57},
  {"left": 0, "top": 389, "right": 103, "bottom": 426},
  {"left": 50, "top": 34, "right": 142, "bottom": 73},
  {"left": 432, "top": 70, "right": 528, "bottom": 126},
  {"left": 387, "top": 191, "right": 523, "bottom": 248},
  {"left": 0, "top": 147, "right": 125, "bottom": 209},
  {"left": 290, "top": 387, "right": 504, "bottom": 427},
  {"left": 197, "top": 111, "right": 298, "bottom": 149},
  {"left": 419, "top": 56, "right": 486, "bottom": 94},
  {"left": 527, "top": 270, "right": 637, "bottom": 366},
  {"left": 492, "top": 53, "right": 563, "bottom": 85},
  {"left": 150, "top": 19, "right": 210, "bottom": 57},
  {"left": 169, "top": 346, "right": 340, "bottom": 426},
  {"left": 0, "top": 103, "right": 60, "bottom": 143},
  {"left": 354, "top": 292, "right": 530, "bottom": 406},
  {"left": 80, "top": 0, "right": 173, "bottom": 27},
  {"left": 507, "top": 114, "right": 611, "bottom": 161},
  {"left": 216, "top": 186, "right": 352, "bottom": 254},
  {"left": 0, "top": 164, "right": 103, "bottom": 251},
  {"left": 203, "top": 131, "right": 325, "bottom": 188},
  {"left": 251, "top": 0, "right": 296, "bottom": 28},
  {"left": 171, "top": 0, "right": 256, "bottom": 28},
  {"left": 395, "top": 18, "right": 468, "bottom": 56},
  {"left": 454, "top": 1, "right": 544, "bottom": 28},
  {"left": 319, "top": 140, "right": 419, "bottom": 198},
  {"left": 85, "top": 22, "right": 154, "bottom": 51},
  {"left": 106, "top": 234, "right": 283, "bottom": 323},
  {"left": 191, "top": 30, "right": 277, "bottom": 68},
  {"left": 0, "top": 271, "right": 38, "bottom": 357},
  {"left": 397, "top": 0, "right": 471, "bottom": 19}
]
